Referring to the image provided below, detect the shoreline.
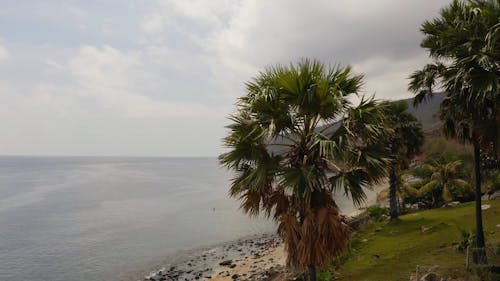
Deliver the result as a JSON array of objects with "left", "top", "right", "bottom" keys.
[
  {"left": 137, "top": 218, "right": 368, "bottom": 281},
  {"left": 209, "top": 241, "right": 287, "bottom": 281},
  {"left": 137, "top": 233, "right": 282, "bottom": 281},
  {"left": 138, "top": 182, "right": 387, "bottom": 281}
]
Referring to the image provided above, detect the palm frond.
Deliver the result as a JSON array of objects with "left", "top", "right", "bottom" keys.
[{"left": 220, "top": 59, "right": 389, "bottom": 272}]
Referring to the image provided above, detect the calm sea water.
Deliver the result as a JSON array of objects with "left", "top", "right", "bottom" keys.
[{"left": 0, "top": 156, "right": 362, "bottom": 281}]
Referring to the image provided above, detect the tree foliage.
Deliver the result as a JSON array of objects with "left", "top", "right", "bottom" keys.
[
  {"left": 380, "top": 101, "right": 424, "bottom": 219},
  {"left": 219, "top": 59, "right": 390, "bottom": 277},
  {"left": 417, "top": 160, "right": 472, "bottom": 207},
  {"left": 408, "top": 0, "right": 499, "bottom": 255},
  {"left": 408, "top": 0, "right": 500, "bottom": 152}
]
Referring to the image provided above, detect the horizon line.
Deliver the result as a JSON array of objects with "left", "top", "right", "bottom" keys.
[{"left": 0, "top": 154, "right": 220, "bottom": 158}]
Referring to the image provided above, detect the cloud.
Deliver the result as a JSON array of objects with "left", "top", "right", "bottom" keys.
[
  {"left": 353, "top": 53, "right": 430, "bottom": 100},
  {"left": 68, "top": 45, "right": 218, "bottom": 118},
  {"left": 0, "top": 0, "right": 454, "bottom": 156},
  {"left": 210, "top": 0, "right": 448, "bottom": 62},
  {"left": 0, "top": 44, "right": 9, "bottom": 61},
  {"left": 0, "top": 44, "right": 226, "bottom": 156},
  {"left": 142, "top": 14, "right": 166, "bottom": 36},
  {"left": 202, "top": 0, "right": 449, "bottom": 99},
  {"left": 44, "top": 59, "right": 65, "bottom": 71},
  {"left": 157, "top": 0, "right": 238, "bottom": 30},
  {"left": 63, "top": 3, "right": 86, "bottom": 20},
  {"left": 139, "top": 0, "right": 449, "bottom": 101}
]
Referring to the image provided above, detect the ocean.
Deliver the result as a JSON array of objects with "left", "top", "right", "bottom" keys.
[{"left": 0, "top": 156, "right": 366, "bottom": 281}]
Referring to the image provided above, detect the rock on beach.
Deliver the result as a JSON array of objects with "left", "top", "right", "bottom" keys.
[{"left": 143, "top": 234, "right": 287, "bottom": 281}]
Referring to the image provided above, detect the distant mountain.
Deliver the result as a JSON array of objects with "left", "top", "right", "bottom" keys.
[
  {"left": 269, "top": 93, "right": 445, "bottom": 153},
  {"left": 315, "top": 94, "right": 445, "bottom": 136},
  {"left": 400, "top": 93, "right": 445, "bottom": 131}
]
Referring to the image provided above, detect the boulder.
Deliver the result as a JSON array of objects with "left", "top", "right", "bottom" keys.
[
  {"left": 490, "top": 190, "right": 500, "bottom": 200},
  {"left": 219, "top": 259, "right": 232, "bottom": 266},
  {"left": 420, "top": 272, "right": 439, "bottom": 281},
  {"left": 420, "top": 226, "right": 433, "bottom": 233},
  {"left": 483, "top": 190, "right": 500, "bottom": 200},
  {"left": 481, "top": 204, "right": 491, "bottom": 210}
]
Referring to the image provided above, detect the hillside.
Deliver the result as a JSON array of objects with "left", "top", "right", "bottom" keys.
[
  {"left": 269, "top": 94, "right": 444, "bottom": 154},
  {"left": 401, "top": 93, "right": 445, "bottom": 131},
  {"left": 322, "top": 200, "right": 500, "bottom": 281}
]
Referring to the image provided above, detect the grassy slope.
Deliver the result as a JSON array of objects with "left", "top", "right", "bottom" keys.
[{"left": 330, "top": 200, "right": 500, "bottom": 281}]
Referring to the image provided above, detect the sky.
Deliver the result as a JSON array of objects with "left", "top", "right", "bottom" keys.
[{"left": 0, "top": 0, "right": 450, "bottom": 157}]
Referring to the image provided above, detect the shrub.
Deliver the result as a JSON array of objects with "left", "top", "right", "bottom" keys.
[
  {"left": 366, "top": 205, "right": 389, "bottom": 220},
  {"left": 456, "top": 228, "right": 476, "bottom": 253}
]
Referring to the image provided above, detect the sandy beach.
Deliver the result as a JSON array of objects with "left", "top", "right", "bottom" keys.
[
  {"left": 143, "top": 182, "right": 387, "bottom": 281},
  {"left": 142, "top": 234, "right": 287, "bottom": 281},
  {"left": 209, "top": 242, "right": 287, "bottom": 281}
]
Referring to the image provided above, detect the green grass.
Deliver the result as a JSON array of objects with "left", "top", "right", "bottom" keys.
[{"left": 323, "top": 200, "right": 500, "bottom": 281}]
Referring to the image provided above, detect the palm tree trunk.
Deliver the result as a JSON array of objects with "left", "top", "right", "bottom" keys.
[
  {"left": 308, "top": 265, "right": 317, "bottom": 281},
  {"left": 472, "top": 136, "right": 487, "bottom": 264},
  {"left": 389, "top": 168, "right": 398, "bottom": 220}
]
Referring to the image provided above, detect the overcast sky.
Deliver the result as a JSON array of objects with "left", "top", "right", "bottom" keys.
[{"left": 0, "top": 0, "right": 450, "bottom": 157}]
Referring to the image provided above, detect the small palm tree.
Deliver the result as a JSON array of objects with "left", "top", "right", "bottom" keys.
[
  {"left": 418, "top": 160, "right": 471, "bottom": 208},
  {"left": 381, "top": 101, "right": 424, "bottom": 220},
  {"left": 220, "top": 59, "right": 389, "bottom": 281},
  {"left": 408, "top": 0, "right": 499, "bottom": 261}
]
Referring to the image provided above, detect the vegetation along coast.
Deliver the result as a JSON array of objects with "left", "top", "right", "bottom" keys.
[
  {"left": 144, "top": 1, "right": 500, "bottom": 280},
  {"left": 215, "top": 1, "right": 500, "bottom": 280},
  {"left": 1, "top": 1, "right": 498, "bottom": 281}
]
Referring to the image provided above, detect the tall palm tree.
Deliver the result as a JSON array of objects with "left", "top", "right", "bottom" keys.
[
  {"left": 219, "top": 59, "right": 389, "bottom": 281},
  {"left": 381, "top": 101, "right": 424, "bottom": 220},
  {"left": 418, "top": 160, "right": 471, "bottom": 208},
  {"left": 408, "top": 0, "right": 499, "bottom": 262}
]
